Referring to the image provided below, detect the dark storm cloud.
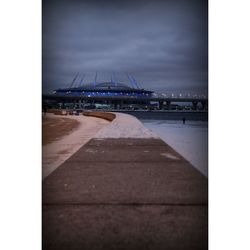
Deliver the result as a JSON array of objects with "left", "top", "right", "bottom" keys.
[{"left": 43, "top": 0, "right": 208, "bottom": 94}]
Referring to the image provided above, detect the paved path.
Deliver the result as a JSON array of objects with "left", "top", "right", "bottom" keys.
[{"left": 43, "top": 138, "right": 208, "bottom": 250}]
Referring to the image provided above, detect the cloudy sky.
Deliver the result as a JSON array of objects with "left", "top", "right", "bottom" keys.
[{"left": 43, "top": 0, "right": 208, "bottom": 94}]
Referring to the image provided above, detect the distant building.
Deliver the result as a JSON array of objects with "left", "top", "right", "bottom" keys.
[
  {"left": 42, "top": 76, "right": 208, "bottom": 111},
  {"left": 52, "top": 82, "right": 153, "bottom": 98},
  {"left": 43, "top": 81, "right": 154, "bottom": 109}
]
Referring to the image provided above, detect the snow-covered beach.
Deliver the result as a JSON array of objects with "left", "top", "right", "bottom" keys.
[{"left": 141, "top": 119, "right": 208, "bottom": 177}]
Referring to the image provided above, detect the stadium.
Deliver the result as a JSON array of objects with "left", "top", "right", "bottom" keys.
[
  {"left": 43, "top": 73, "right": 208, "bottom": 111},
  {"left": 53, "top": 82, "right": 153, "bottom": 98},
  {"left": 52, "top": 73, "right": 153, "bottom": 98},
  {"left": 44, "top": 73, "right": 154, "bottom": 109}
]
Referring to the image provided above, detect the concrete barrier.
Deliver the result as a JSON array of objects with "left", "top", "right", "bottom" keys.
[
  {"left": 54, "top": 110, "right": 66, "bottom": 115},
  {"left": 47, "top": 109, "right": 58, "bottom": 114},
  {"left": 83, "top": 111, "right": 116, "bottom": 121},
  {"left": 46, "top": 109, "right": 116, "bottom": 119},
  {"left": 46, "top": 109, "right": 68, "bottom": 115}
]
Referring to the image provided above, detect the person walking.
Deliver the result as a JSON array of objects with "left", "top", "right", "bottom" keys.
[{"left": 182, "top": 117, "right": 186, "bottom": 125}]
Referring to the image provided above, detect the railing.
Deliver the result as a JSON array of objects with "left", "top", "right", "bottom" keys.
[{"left": 51, "top": 91, "right": 207, "bottom": 100}]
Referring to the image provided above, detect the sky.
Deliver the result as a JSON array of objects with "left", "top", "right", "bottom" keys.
[{"left": 43, "top": 0, "right": 208, "bottom": 95}]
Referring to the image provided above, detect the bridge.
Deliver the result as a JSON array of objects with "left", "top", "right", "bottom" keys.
[{"left": 42, "top": 94, "right": 208, "bottom": 110}]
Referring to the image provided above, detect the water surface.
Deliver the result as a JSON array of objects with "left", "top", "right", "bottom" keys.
[{"left": 141, "top": 120, "right": 208, "bottom": 177}]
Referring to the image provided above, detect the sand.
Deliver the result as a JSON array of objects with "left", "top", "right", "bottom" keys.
[
  {"left": 42, "top": 116, "right": 80, "bottom": 145},
  {"left": 42, "top": 112, "right": 159, "bottom": 179},
  {"left": 42, "top": 113, "right": 109, "bottom": 179}
]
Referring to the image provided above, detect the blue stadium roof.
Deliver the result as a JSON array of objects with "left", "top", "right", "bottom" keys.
[{"left": 55, "top": 82, "right": 153, "bottom": 94}]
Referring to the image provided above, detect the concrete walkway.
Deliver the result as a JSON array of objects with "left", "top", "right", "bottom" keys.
[{"left": 43, "top": 113, "right": 207, "bottom": 250}]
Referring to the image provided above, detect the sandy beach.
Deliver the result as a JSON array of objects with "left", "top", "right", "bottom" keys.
[
  {"left": 42, "top": 116, "right": 80, "bottom": 145},
  {"left": 42, "top": 113, "right": 109, "bottom": 179},
  {"left": 42, "top": 112, "right": 159, "bottom": 179}
]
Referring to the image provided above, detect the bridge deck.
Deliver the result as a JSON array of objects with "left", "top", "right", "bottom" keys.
[{"left": 42, "top": 94, "right": 208, "bottom": 103}]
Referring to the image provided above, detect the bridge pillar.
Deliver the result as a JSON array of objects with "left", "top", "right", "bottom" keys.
[
  {"left": 159, "top": 101, "right": 163, "bottom": 110},
  {"left": 78, "top": 99, "right": 82, "bottom": 109},
  {"left": 114, "top": 101, "right": 118, "bottom": 110},
  {"left": 201, "top": 101, "right": 207, "bottom": 110},
  {"left": 192, "top": 101, "right": 198, "bottom": 110},
  {"left": 119, "top": 100, "right": 123, "bottom": 109},
  {"left": 166, "top": 101, "right": 171, "bottom": 110}
]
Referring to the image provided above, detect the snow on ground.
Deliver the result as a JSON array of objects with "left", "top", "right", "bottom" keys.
[
  {"left": 94, "top": 113, "right": 159, "bottom": 139},
  {"left": 142, "top": 120, "right": 208, "bottom": 177}
]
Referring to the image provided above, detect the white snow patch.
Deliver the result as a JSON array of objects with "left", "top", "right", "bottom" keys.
[
  {"left": 94, "top": 113, "right": 159, "bottom": 139},
  {"left": 85, "top": 148, "right": 97, "bottom": 153},
  {"left": 160, "top": 152, "right": 180, "bottom": 160}
]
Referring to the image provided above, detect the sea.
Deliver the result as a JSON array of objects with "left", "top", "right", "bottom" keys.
[{"left": 141, "top": 119, "right": 208, "bottom": 177}]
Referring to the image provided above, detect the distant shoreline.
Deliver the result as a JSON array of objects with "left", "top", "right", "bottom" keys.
[{"left": 115, "top": 110, "right": 208, "bottom": 121}]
